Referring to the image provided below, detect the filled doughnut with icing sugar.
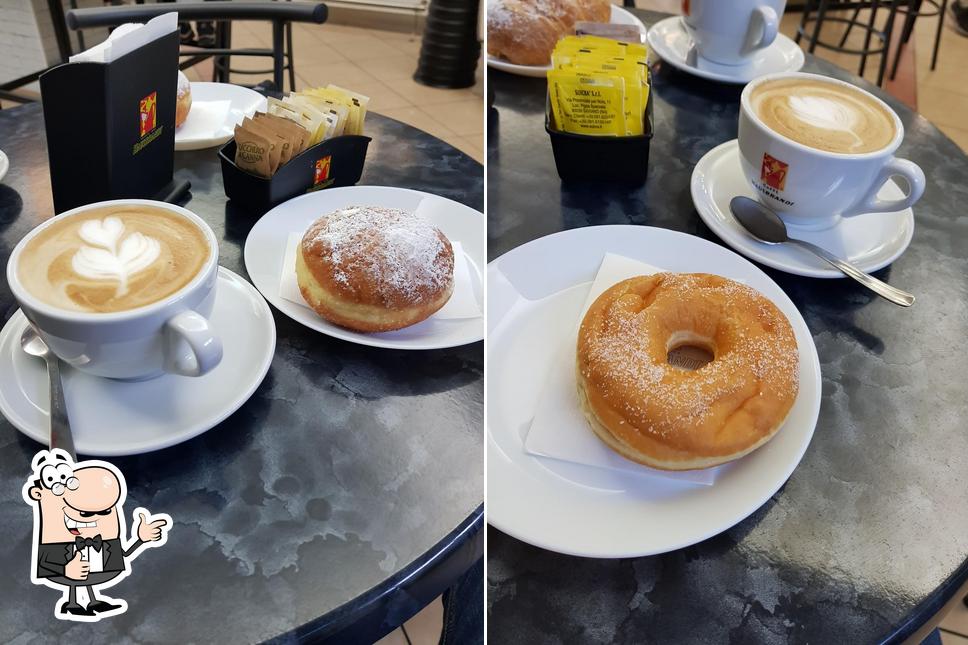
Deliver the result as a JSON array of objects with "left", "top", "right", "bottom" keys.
[
  {"left": 576, "top": 273, "right": 799, "bottom": 470},
  {"left": 175, "top": 70, "right": 192, "bottom": 128},
  {"left": 296, "top": 205, "right": 455, "bottom": 332}
]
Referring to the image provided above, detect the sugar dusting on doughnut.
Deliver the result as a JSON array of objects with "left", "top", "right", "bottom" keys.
[
  {"left": 577, "top": 273, "right": 799, "bottom": 470},
  {"left": 303, "top": 205, "right": 451, "bottom": 304}
]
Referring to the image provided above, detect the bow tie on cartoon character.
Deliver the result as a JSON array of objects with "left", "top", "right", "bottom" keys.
[{"left": 22, "top": 448, "right": 171, "bottom": 621}]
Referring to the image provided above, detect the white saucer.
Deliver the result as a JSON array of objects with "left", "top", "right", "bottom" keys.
[
  {"left": 486, "top": 5, "right": 647, "bottom": 78},
  {"left": 647, "top": 16, "right": 804, "bottom": 84},
  {"left": 0, "top": 149, "right": 8, "bottom": 183},
  {"left": 174, "top": 82, "right": 266, "bottom": 151},
  {"left": 243, "top": 185, "right": 485, "bottom": 350},
  {"left": 487, "top": 225, "right": 821, "bottom": 558},
  {"left": 0, "top": 268, "right": 276, "bottom": 456},
  {"left": 692, "top": 140, "right": 915, "bottom": 278}
]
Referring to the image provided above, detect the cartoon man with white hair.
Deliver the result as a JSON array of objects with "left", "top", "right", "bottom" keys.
[{"left": 22, "top": 449, "right": 171, "bottom": 621}]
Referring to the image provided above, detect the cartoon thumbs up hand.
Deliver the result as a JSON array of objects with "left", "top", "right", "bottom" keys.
[
  {"left": 65, "top": 550, "right": 90, "bottom": 581},
  {"left": 135, "top": 510, "right": 170, "bottom": 544}
]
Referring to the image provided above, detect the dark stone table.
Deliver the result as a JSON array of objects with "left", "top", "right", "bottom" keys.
[
  {"left": 0, "top": 104, "right": 483, "bottom": 643},
  {"left": 487, "top": 9, "right": 968, "bottom": 644}
]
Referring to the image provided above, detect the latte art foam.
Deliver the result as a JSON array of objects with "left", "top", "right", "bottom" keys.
[
  {"left": 18, "top": 205, "right": 209, "bottom": 313},
  {"left": 751, "top": 79, "right": 896, "bottom": 154},
  {"left": 72, "top": 217, "right": 161, "bottom": 297}
]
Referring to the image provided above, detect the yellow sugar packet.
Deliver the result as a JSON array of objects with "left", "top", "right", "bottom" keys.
[
  {"left": 266, "top": 98, "right": 313, "bottom": 133},
  {"left": 290, "top": 93, "right": 349, "bottom": 136},
  {"left": 279, "top": 96, "right": 328, "bottom": 145},
  {"left": 303, "top": 88, "right": 361, "bottom": 136},
  {"left": 326, "top": 85, "right": 370, "bottom": 135},
  {"left": 548, "top": 70, "right": 626, "bottom": 136}
]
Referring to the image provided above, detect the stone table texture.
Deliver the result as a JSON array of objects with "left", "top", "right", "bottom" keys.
[
  {"left": 486, "top": 12, "right": 968, "bottom": 645},
  {"left": 0, "top": 103, "right": 483, "bottom": 643}
]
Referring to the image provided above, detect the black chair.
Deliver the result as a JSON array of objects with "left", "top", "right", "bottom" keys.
[
  {"left": 794, "top": 0, "right": 904, "bottom": 86},
  {"left": 838, "top": 0, "right": 947, "bottom": 80},
  {"left": 65, "top": 2, "right": 328, "bottom": 92}
]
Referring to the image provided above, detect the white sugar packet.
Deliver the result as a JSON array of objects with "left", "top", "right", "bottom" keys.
[
  {"left": 524, "top": 252, "right": 723, "bottom": 486},
  {"left": 278, "top": 200, "right": 481, "bottom": 320},
  {"left": 175, "top": 100, "right": 232, "bottom": 140}
]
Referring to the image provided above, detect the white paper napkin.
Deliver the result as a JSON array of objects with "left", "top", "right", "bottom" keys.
[
  {"left": 278, "top": 205, "right": 481, "bottom": 321},
  {"left": 176, "top": 100, "right": 233, "bottom": 139},
  {"left": 524, "top": 252, "right": 723, "bottom": 486},
  {"left": 70, "top": 13, "right": 177, "bottom": 64}
]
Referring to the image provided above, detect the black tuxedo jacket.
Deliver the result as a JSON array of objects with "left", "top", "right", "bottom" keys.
[{"left": 36, "top": 538, "right": 143, "bottom": 580}]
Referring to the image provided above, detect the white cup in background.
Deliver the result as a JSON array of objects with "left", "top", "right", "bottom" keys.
[
  {"left": 688, "top": 0, "right": 786, "bottom": 66},
  {"left": 6, "top": 199, "right": 223, "bottom": 380}
]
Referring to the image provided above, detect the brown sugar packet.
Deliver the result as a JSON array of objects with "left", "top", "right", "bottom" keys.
[
  {"left": 241, "top": 117, "right": 282, "bottom": 175},
  {"left": 250, "top": 115, "right": 294, "bottom": 165},
  {"left": 234, "top": 124, "right": 273, "bottom": 178},
  {"left": 256, "top": 112, "right": 309, "bottom": 157}
]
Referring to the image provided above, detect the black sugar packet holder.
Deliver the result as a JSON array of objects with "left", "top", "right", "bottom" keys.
[
  {"left": 545, "top": 69, "right": 654, "bottom": 184},
  {"left": 40, "top": 30, "right": 187, "bottom": 213},
  {"left": 219, "top": 133, "right": 371, "bottom": 212}
]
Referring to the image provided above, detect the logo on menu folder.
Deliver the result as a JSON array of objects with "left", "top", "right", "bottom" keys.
[
  {"left": 139, "top": 92, "right": 157, "bottom": 138},
  {"left": 132, "top": 91, "right": 163, "bottom": 155},
  {"left": 760, "top": 153, "right": 789, "bottom": 191}
]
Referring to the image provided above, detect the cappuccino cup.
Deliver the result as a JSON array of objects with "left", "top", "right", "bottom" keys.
[
  {"left": 687, "top": 0, "right": 785, "bottom": 66},
  {"left": 6, "top": 199, "right": 223, "bottom": 380},
  {"left": 738, "top": 72, "right": 926, "bottom": 230}
]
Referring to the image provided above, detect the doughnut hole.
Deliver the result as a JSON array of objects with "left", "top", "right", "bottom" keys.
[{"left": 666, "top": 331, "right": 715, "bottom": 371}]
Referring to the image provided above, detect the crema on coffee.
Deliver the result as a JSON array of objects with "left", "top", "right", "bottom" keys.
[
  {"left": 18, "top": 205, "right": 210, "bottom": 313},
  {"left": 750, "top": 79, "right": 896, "bottom": 154}
]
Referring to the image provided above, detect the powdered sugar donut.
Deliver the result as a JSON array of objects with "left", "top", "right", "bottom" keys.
[{"left": 296, "top": 205, "right": 455, "bottom": 332}]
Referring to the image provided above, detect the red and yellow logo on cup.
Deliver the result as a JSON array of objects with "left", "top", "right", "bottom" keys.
[
  {"left": 314, "top": 156, "right": 332, "bottom": 185},
  {"left": 139, "top": 91, "right": 157, "bottom": 138},
  {"left": 760, "top": 153, "right": 788, "bottom": 191}
]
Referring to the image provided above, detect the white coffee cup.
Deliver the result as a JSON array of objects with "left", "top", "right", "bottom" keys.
[
  {"left": 6, "top": 199, "right": 223, "bottom": 380},
  {"left": 738, "top": 72, "right": 926, "bottom": 231},
  {"left": 687, "top": 0, "right": 785, "bottom": 66}
]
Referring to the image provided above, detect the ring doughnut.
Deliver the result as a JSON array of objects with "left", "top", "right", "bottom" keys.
[{"left": 576, "top": 273, "right": 799, "bottom": 470}]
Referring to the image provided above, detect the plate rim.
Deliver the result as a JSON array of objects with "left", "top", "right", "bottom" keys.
[
  {"left": 692, "top": 139, "right": 915, "bottom": 278},
  {"left": 485, "top": 224, "right": 822, "bottom": 558},
  {"left": 647, "top": 15, "right": 805, "bottom": 84},
  {"left": 0, "top": 267, "right": 276, "bottom": 456},
  {"left": 242, "top": 185, "right": 485, "bottom": 350}
]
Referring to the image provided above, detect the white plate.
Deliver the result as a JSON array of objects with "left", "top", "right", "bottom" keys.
[
  {"left": 0, "top": 268, "right": 275, "bottom": 456},
  {"left": 486, "top": 5, "right": 647, "bottom": 78},
  {"left": 174, "top": 82, "right": 267, "bottom": 151},
  {"left": 487, "top": 225, "right": 821, "bottom": 558},
  {"left": 692, "top": 140, "right": 915, "bottom": 278},
  {"left": 0, "top": 149, "right": 8, "bottom": 183},
  {"left": 243, "top": 186, "right": 485, "bottom": 350},
  {"left": 647, "top": 16, "right": 804, "bottom": 84}
]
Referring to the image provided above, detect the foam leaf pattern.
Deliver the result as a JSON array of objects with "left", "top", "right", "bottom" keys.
[{"left": 71, "top": 216, "right": 161, "bottom": 296}]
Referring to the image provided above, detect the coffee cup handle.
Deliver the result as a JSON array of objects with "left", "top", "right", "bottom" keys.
[
  {"left": 164, "top": 311, "right": 224, "bottom": 377},
  {"left": 748, "top": 6, "right": 779, "bottom": 51},
  {"left": 843, "top": 157, "right": 926, "bottom": 217}
]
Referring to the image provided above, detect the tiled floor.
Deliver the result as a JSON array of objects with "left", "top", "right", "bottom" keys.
[
  {"left": 181, "top": 21, "right": 484, "bottom": 163},
  {"left": 942, "top": 594, "right": 968, "bottom": 645},
  {"left": 374, "top": 596, "right": 444, "bottom": 645}
]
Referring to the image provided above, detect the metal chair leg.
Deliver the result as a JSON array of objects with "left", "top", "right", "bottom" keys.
[
  {"left": 795, "top": 0, "right": 813, "bottom": 44},
  {"left": 285, "top": 22, "right": 296, "bottom": 91},
  {"left": 839, "top": 4, "right": 864, "bottom": 47},
  {"left": 877, "top": 0, "right": 901, "bottom": 86},
  {"left": 809, "top": 0, "right": 830, "bottom": 54},
  {"left": 932, "top": 0, "right": 948, "bottom": 69},
  {"left": 859, "top": 0, "right": 880, "bottom": 75},
  {"left": 890, "top": 0, "right": 919, "bottom": 80},
  {"left": 272, "top": 20, "right": 285, "bottom": 90}
]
